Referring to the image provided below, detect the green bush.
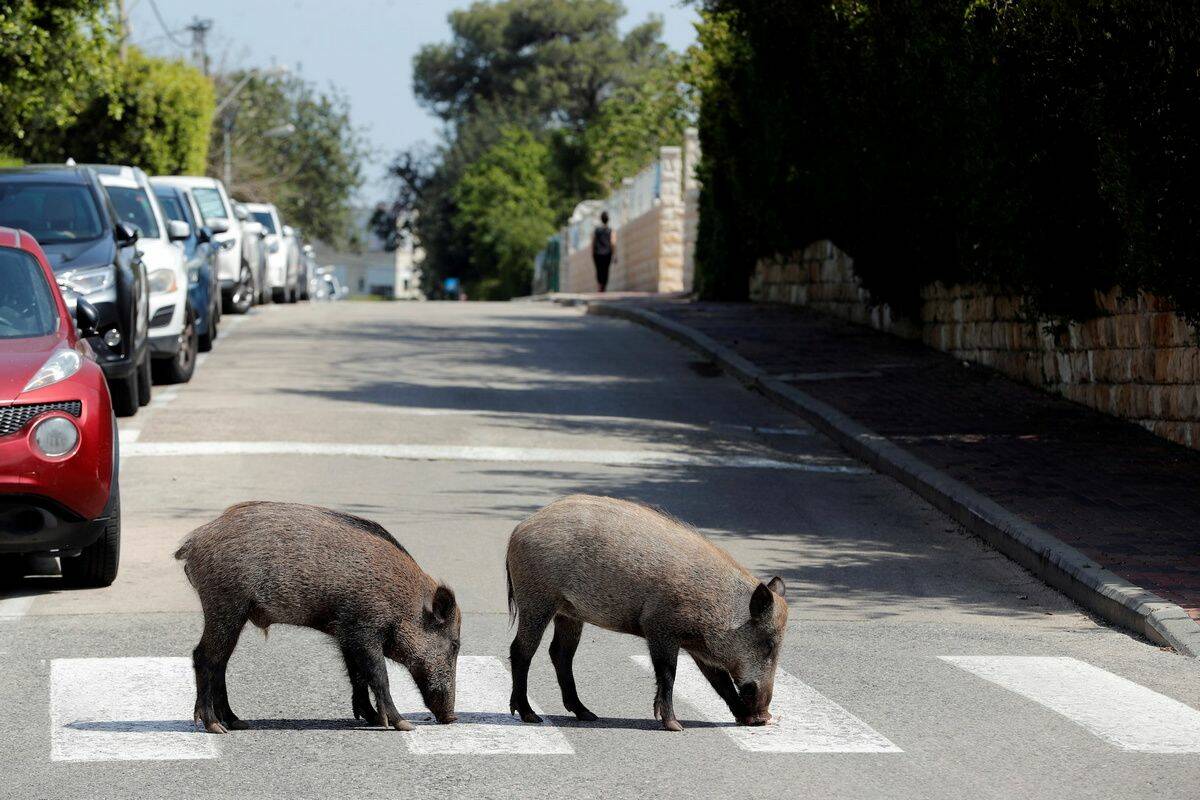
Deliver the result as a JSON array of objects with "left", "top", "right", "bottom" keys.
[
  {"left": 696, "top": 1, "right": 1200, "bottom": 325},
  {"left": 65, "top": 49, "right": 214, "bottom": 174}
]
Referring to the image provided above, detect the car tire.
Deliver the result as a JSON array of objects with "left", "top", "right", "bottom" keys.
[
  {"left": 272, "top": 287, "right": 286, "bottom": 304},
  {"left": 153, "top": 307, "right": 198, "bottom": 384},
  {"left": 227, "top": 266, "right": 254, "bottom": 315},
  {"left": 61, "top": 493, "right": 120, "bottom": 588},
  {"left": 110, "top": 370, "right": 139, "bottom": 417},
  {"left": 137, "top": 351, "right": 152, "bottom": 406},
  {"left": 199, "top": 301, "right": 216, "bottom": 352}
]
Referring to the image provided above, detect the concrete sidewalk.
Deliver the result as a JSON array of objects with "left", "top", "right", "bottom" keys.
[{"left": 587, "top": 299, "right": 1200, "bottom": 655}]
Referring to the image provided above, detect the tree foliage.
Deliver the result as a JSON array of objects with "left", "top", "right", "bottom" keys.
[
  {"left": 0, "top": 0, "right": 117, "bottom": 161},
  {"left": 66, "top": 49, "right": 214, "bottom": 174},
  {"left": 211, "top": 71, "right": 365, "bottom": 247},
  {"left": 453, "top": 128, "right": 557, "bottom": 299},
  {"left": 695, "top": 1, "right": 1200, "bottom": 325},
  {"left": 398, "top": 0, "right": 686, "bottom": 298}
]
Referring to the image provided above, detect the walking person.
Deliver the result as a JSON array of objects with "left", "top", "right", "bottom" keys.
[{"left": 592, "top": 211, "right": 614, "bottom": 293}]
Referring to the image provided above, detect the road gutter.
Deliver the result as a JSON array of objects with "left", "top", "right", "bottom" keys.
[{"left": 586, "top": 301, "right": 1200, "bottom": 657}]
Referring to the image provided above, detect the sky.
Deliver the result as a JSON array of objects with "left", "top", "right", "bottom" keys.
[{"left": 127, "top": 0, "right": 701, "bottom": 204}]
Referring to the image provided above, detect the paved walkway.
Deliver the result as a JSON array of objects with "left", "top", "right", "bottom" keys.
[{"left": 637, "top": 301, "right": 1200, "bottom": 621}]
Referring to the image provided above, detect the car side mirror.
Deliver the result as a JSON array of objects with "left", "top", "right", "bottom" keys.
[
  {"left": 233, "top": 204, "right": 249, "bottom": 222},
  {"left": 207, "top": 217, "right": 231, "bottom": 235},
  {"left": 282, "top": 225, "right": 295, "bottom": 238},
  {"left": 114, "top": 222, "right": 139, "bottom": 247},
  {"left": 76, "top": 298, "right": 100, "bottom": 337},
  {"left": 167, "top": 219, "right": 191, "bottom": 241}
]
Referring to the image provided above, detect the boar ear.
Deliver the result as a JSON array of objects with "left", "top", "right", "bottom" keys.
[
  {"left": 766, "top": 576, "right": 786, "bottom": 598},
  {"left": 750, "top": 582, "right": 775, "bottom": 619},
  {"left": 427, "top": 584, "right": 457, "bottom": 626}
]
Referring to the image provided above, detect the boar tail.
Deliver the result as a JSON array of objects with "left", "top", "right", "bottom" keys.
[
  {"left": 173, "top": 539, "right": 192, "bottom": 561},
  {"left": 506, "top": 559, "right": 516, "bottom": 628}
]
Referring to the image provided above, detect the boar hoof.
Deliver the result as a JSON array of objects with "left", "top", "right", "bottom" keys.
[
  {"left": 661, "top": 719, "right": 684, "bottom": 733},
  {"left": 572, "top": 708, "right": 599, "bottom": 722},
  {"left": 513, "top": 709, "right": 543, "bottom": 724},
  {"left": 392, "top": 718, "right": 415, "bottom": 732},
  {"left": 204, "top": 721, "right": 229, "bottom": 735}
]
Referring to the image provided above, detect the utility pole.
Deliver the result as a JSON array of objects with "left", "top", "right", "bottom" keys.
[
  {"left": 185, "top": 17, "right": 213, "bottom": 76},
  {"left": 116, "top": 0, "right": 129, "bottom": 60}
]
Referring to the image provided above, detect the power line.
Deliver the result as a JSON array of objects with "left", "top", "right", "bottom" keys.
[{"left": 146, "top": 0, "right": 190, "bottom": 50}]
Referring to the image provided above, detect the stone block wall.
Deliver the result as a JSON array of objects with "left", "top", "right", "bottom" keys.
[
  {"left": 751, "top": 240, "right": 1200, "bottom": 450},
  {"left": 557, "top": 144, "right": 693, "bottom": 295}
]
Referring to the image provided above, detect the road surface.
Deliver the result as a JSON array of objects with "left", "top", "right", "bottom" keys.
[{"left": 3, "top": 301, "right": 1199, "bottom": 799}]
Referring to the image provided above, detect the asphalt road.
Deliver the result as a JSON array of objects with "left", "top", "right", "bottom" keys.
[{"left": 3, "top": 301, "right": 1199, "bottom": 800}]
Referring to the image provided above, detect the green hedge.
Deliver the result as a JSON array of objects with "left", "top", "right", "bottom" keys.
[
  {"left": 66, "top": 49, "right": 214, "bottom": 174},
  {"left": 696, "top": 1, "right": 1200, "bottom": 326}
]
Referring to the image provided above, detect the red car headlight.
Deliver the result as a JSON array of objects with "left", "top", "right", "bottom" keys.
[{"left": 32, "top": 415, "right": 80, "bottom": 458}]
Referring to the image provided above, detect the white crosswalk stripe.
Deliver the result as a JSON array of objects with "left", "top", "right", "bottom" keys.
[
  {"left": 941, "top": 656, "right": 1200, "bottom": 753},
  {"left": 49, "top": 657, "right": 217, "bottom": 762},
  {"left": 387, "top": 656, "right": 574, "bottom": 754},
  {"left": 631, "top": 655, "right": 901, "bottom": 753}
]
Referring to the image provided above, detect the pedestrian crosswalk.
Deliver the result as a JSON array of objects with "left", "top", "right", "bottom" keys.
[{"left": 44, "top": 653, "right": 1200, "bottom": 762}]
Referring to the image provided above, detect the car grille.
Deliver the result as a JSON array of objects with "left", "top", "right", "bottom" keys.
[{"left": 0, "top": 401, "right": 82, "bottom": 437}]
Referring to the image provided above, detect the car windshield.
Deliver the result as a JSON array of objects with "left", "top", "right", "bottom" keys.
[
  {"left": 0, "top": 248, "right": 59, "bottom": 339},
  {"left": 192, "top": 187, "right": 228, "bottom": 222},
  {"left": 106, "top": 185, "right": 160, "bottom": 239},
  {"left": 251, "top": 211, "right": 278, "bottom": 234},
  {"left": 0, "top": 182, "right": 104, "bottom": 244}
]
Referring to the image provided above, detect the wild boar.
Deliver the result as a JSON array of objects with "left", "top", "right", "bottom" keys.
[
  {"left": 505, "top": 494, "right": 788, "bottom": 732},
  {"left": 174, "top": 501, "right": 461, "bottom": 734}
]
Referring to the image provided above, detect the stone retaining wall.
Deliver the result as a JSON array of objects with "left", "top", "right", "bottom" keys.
[{"left": 751, "top": 241, "right": 1200, "bottom": 449}]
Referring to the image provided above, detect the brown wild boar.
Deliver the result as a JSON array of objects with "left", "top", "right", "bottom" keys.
[
  {"left": 506, "top": 495, "right": 788, "bottom": 732},
  {"left": 175, "top": 501, "right": 461, "bottom": 734}
]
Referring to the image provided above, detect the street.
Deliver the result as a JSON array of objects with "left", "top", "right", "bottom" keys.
[{"left": 3, "top": 301, "right": 1200, "bottom": 799}]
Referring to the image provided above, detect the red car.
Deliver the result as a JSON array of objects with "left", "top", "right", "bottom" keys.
[{"left": 0, "top": 226, "right": 120, "bottom": 586}]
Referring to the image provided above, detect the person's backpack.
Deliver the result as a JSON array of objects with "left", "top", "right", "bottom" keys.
[{"left": 592, "top": 225, "right": 612, "bottom": 257}]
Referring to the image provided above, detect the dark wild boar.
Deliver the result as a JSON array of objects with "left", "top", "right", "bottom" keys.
[
  {"left": 175, "top": 501, "right": 461, "bottom": 734},
  {"left": 506, "top": 494, "right": 788, "bottom": 732}
]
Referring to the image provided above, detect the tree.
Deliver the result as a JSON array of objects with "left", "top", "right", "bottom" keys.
[
  {"left": 0, "top": 1, "right": 117, "bottom": 161},
  {"left": 453, "top": 128, "right": 557, "bottom": 298},
  {"left": 210, "top": 71, "right": 366, "bottom": 247},
  {"left": 65, "top": 49, "right": 214, "bottom": 174},
  {"left": 401, "top": 0, "right": 683, "bottom": 295}
]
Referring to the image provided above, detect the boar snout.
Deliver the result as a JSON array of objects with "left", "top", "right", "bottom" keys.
[{"left": 735, "top": 680, "right": 774, "bottom": 726}]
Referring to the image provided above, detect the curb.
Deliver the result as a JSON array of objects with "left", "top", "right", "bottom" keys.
[{"left": 587, "top": 301, "right": 1200, "bottom": 657}]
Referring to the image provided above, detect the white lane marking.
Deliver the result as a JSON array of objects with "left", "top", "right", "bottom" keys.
[
  {"left": 631, "top": 655, "right": 901, "bottom": 753},
  {"left": 120, "top": 441, "right": 869, "bottom": 473},
  {"left": 0, "top": 594, "right": 35, "bottom": 621},
  {"left": 50, "top": 657, "right": 218, "bottom": 762},
  {"left": 152, "top": 389, "right": 179, "bottom": 407},
  {"left": 387, "top": 656, "right": 573, "bottom": 754},
  {"left": 118, "top": 427, "right": 141, "bottom": 444},
  {"left": 941, "top": 656, "right": 1200, "bottom": 753}
]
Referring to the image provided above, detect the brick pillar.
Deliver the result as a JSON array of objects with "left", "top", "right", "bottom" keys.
[
  {"left": 656, "top": 146, "right": 685, "bottom": 293},
  {"left": 682, "top": 128, "right": 700, "bottom": 292}
]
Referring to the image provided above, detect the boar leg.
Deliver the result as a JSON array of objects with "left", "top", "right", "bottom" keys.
[
  {"left": 508, "top": 605, "right": 553, "bottom": 724},
  {"left": 647, "top": 638, "right": 683, "bottom": 732},
  {"left": 548, "top": 615, "right": 597, "bottom": 721},
  {"left": 342, "top": 635, "right": 414, "bottom": 731},
  {"left": 339, "top": 644, "right": 378, "bottom": 722},
  {"left": 192, "top": 617, "right": 245, "bottom": 735},
  {"left": 689, "top": 653, "right": 748, "bottom": 723}
]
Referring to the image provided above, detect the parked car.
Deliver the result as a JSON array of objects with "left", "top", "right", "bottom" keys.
[
  {"left": 91, "top": 166, "right": 196, "bottom": 385},
  {"left": 244, "top": 202, "right": 301, "bottom": 303},
  {"left": 298, "top": 242, "right": 317, "bottom": 301},
  {"left": 231, "top": 201, "right": 270, "bottom": 306},
  {"left": 151, "top": 176, "right": 255, "bottom": 314},
  {"left": 0, "top": 227, "right": 121, "bottom": 586},
  {"left": 0, "top": 165, "right": 150, "bottom": 416},
  {"left": 151, "top": 179, "right": 227, "bottom": 353}
]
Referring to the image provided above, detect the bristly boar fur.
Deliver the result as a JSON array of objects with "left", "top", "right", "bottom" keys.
[
  {"left": 505, "top": 494, "right": 788, "bottom": 732},
  {"left": 175, "top": 501, "right": 461, "bottom": 734}
]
